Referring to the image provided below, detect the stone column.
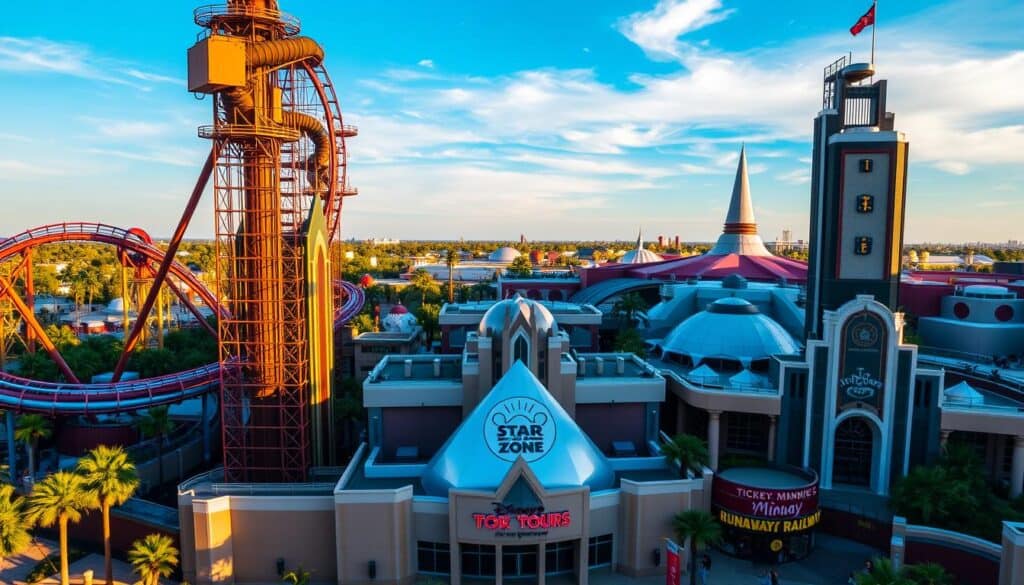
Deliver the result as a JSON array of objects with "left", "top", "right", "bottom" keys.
[
  {"left": 939, "top": 430, "right": 952, "bottom": 449},
  {"left": 708, "top": 411, "right": 722, "bottom": 470},
  {"left": 495, "top": 544, "right": 503, "bottom": 585},
  {"left": 536, "top": 542, "right": 546, "bottom": 585},
  {"left": 767, "top": 416, "right": 777, "bottom": 462},
  {"left": 1011, "top": 436, "right": 1024, "bottom": 498}
]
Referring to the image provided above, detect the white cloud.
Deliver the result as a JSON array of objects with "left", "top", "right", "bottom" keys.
[
  {"left": 0, "top": 159, "right": 63, "bottom": 177},
  {"left": 0, "top": 37, "right": 177, "bottom": 89},
  {"left": 417, "top": 59, "right": 435, "bottom": 69},
  {"left": 777, "top": 169, "right": 810, "bottom": 185},
  {"left": 79, "top": 116, "right": 169, "bottom": 139},
  {"left": 506, "top": 152, "right": 676, "bottom": 178},
  {"left": 617, "top": 0, "right": 733, "bottom": 61},
  {"left": 933, "top": 161, "right": 970, "bottom": 175}
]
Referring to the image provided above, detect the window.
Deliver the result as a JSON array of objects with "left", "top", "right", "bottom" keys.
[
  {"left": 859, "top": 158, "right": 873, "bottom": 172},
  {"left": 512, "top": 330, "right": 530, "bottom": 368},
  {"left": 546, "top": 541, "right": 575, "bottom": 574},
  {"left": 856, "top": 194, "right": 874, "bottom": 213},
  {"left": 417, "top": 541, "right": 450, "bottom": 575},
  {"left": 725, "top": 412, "right": 768, "bottom": 454},
  {"left": 460, "top": 543, "right": 496, "bottom": 577},
  {"left": 588, "top": 534, "right": 613, "bottom": 567},
  {"left": 854, "top": 236, "right": 873, "bottom": 256}
]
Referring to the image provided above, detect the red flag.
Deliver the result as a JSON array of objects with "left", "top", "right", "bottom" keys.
[{"left": 850, "top": 4, "right": 875, "bottom": 36}]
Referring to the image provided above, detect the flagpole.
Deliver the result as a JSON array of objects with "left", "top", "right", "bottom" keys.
[{"left": 871, "top": 0, "right": 877, "bottom": 64}]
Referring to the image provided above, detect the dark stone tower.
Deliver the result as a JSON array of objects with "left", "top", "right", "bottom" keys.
[{"left": 804, "top": 58, "right": 910, "bottom": 341}]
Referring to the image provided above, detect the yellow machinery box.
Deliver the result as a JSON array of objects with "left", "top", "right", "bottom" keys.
[{"left": 188, "top": 35, "right": 246, "bottom": 93}]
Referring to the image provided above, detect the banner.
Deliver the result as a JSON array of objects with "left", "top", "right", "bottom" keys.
[{"left": 665, "top": 538, "right": 681, "bottom": 585}]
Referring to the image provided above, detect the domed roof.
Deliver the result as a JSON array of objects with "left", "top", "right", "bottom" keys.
[
  {"left": 421, "top": 361, "right": 616, "bottom": 496},
  {"left": 389, "top": 303, "right": 409, "bottom": 315},
  {"left": 106, "top": 298, "right": 126, "bottom": 313},
  {"left": 479, "top": 295, "right": 556, "bottom": 337},
  {"left": 659, "top": 297, "right": 799, "bottom": 366},
  {"left": 489, "top": 246, "right": 522, "bottom": 263},
  {"left": 619, "top": 230, "right": 663, "bottom": 264}
]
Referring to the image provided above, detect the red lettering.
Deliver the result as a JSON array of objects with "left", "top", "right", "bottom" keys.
[
  {"left": 500, "top": 515, "right": 510, "bottom": 529},
  {"left": 517, "top": 514, "right": 528, "bottom": 528},
  {"left": 527, "top": 515, "right": 542, "bottom": 529},
  {"left": 550, "top": 513, "right": 561, "bottom": 528},
  {"left": 474, "top": 514, "right": 486, "bottom": 529},
  {"left": 562, "top": 511, "right": 571, "bottom": 526}
]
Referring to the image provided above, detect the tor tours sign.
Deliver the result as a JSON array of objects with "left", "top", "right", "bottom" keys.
[
  {"left": 837, "top": 311, "right": 888, "bottom": 412},
  {"left": 485, "top": 397, "right": 556, "bottom": 462}
]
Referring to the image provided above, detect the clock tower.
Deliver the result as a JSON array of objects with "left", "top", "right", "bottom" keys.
[{"left": 804, "top": 58, "right": 910, "bottom": 340}]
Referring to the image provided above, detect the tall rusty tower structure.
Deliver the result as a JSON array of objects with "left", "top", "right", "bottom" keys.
[{"left": 188, "top": 0, "right": 357, "bottom": 481}]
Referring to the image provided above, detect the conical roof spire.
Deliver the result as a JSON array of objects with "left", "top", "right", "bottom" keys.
[
  {"left": 707, "top": 146, "right": 773, "bottom": 257},
  {"left": 724, "top": 145, "right": 757, "bottom": 233}
]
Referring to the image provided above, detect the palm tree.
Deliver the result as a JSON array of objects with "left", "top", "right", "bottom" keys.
[
  {"left": 659, "top": 434, "right": 709, "bottom": 477},
  {"left": 902, "top": 562, "right": 953, "bottom": 585},
  {"left": 408, "top": 269, "right": 440, "bottom": 306},
  {"left": 416, "top": 303, "right": 441, "bottom": 345},
  {"left": 136, "top": 406, "right": 174, "bottom": 491},
  {"left": 0, "top": 484, "right": 32, "bottom": 572},
  {"left": 672, "top": 510, "right": 722, "bottom": 585},
  {"left": 25, "top": 471, "right": 96, "bottom": 585},
  {"left": 15, "top": 413, "right": 52, "bottom": 480},
  {"left": 611, "top": 292, "right": 648, "bottom": 325},
  {"left": 444, "top": 247, "right": 459, "bottom": 304},
  {"left": 78, "top": 445, "right": 141, "bottom": 585},
  {"left": 128, "top": 533, "right": 179, "bottom": 585},
  {"left": 281, "top": 566, "right": 311, "bottom": 585},
  {"left": 855, "top": 557, "right": 913, "bottom": 585}
]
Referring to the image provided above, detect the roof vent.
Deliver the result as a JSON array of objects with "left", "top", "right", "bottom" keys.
[
  {"left": 578, "top": 356, "right": 586, "bottom": 377},
  {"left": 404, "top": 359, "right": 413, "bottom": 378},
  {"left": 723, "top": 274, "right": 749, "bottom": 289},
  {"left": 616, "top": 356, "right": 625, "bottom": 375},
  {"left": 595, "top": 356, "right": 604, "bottom": 376},
  {"left": 433, "top": 358, "right": 441, "bottom": 377}
]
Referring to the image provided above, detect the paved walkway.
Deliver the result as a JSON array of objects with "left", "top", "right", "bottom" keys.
[{"left": 0, "top": 537, "right": 137, "bottom": 585}]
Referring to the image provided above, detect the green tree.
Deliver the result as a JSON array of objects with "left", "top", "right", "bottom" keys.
[
  {"left": 506, "top": 255, "right": 533, "bottom": 278},
  {"left": 78, "top": 445, "right": 141, "bottom": 585},
  {"left": 408, "top": 269, "right": 440, "bottom": 306},
  {"left": 16, "top": 351, "right": 59, "bottom": 382},
  {"left": 470, "top": 282, "right": 494, "bottom": 301},
  {"left": 44, "top": 324, "right": 79, "bottom": 349},
  {"left": 659, "top": 434, "right": 709, "bottom": 477},
  {"left": 611, "top": 292, "right": 648, "bottom": 325},
  {"left": 890, "top": 466, "right": 976, "bottom": 526},
  {"left": 0, "top": 483, "right": 32, "bottom": 572},
  {"left": 25, "top": 471, "right": 96, "bottom": 585},
  {"left": 902, "top": 562, "right": 954, "bottom": 585},
  {"left": 281, "top": 566, "right": 311, "bottom": 585},
  {"left": 416, "top": 303, "right": 441, "bottom": 345},
  {"left": 128, "top": 533, "right": 179, "bottom": 585},
  {"left": 855, "top": 557, "right": 913, "bottom": 585},
  {"left": 444, "top": 247, "right": 460, "bottom": 304},
  {"left": 15, "top": 413, "right": 52, "bottom": 480},
  {"left": 672, "top": 510, "right": 722, "bottom": 585},
  {"left": 613, "top": 328, "right": 647, "bottom": 358},
  {"left": 136, "top": 406, "right": 174, "bottom": 490},
  {"left": 351, "top": 313, "right": 376, "bottom": 334}
]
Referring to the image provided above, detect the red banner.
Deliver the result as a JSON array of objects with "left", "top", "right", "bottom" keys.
[
  {"left": 665, "top": 539, "right": 681, "bottom": 585},
  {"left": 712, "top": 474, "right": 818, "bottom": 520}
]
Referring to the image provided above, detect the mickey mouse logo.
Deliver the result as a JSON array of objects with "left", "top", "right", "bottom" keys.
[{"left": 484, "top": 397, "right": 556, "bottom": 462}]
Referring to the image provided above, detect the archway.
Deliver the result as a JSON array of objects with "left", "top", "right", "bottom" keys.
[{"left": 832, "top": 417, "right": 875, "bottom": 487}]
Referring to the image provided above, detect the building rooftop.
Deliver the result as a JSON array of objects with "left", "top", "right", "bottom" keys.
[{"left": 365, "top": 354, "right": 463, "bottom": 384}]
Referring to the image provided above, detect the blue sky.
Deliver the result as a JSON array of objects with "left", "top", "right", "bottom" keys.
[{"left": 1, "top": 0, "right": 1022, "bottom": 244}]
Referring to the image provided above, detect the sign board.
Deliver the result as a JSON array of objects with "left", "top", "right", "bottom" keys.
[
  {"left": 712, "top": 475, "right": 818, "bottom": 520},
  {"left": 837, "top": 311, "right": 888, "bottom": 413},
  {"left": 485, "top": 397, "right": 556, "bottom": 462},
  {"left": 665, "top": 538, "right": 681, "bottom": 585}
]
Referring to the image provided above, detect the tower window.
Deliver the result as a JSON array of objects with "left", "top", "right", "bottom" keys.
[
  {"left": 859, "top": 158, "right": 873, "bottom": 172},
  {"left": 854, "top": 236, "right": 873, "bottom": 255},
  {"left": 856, "top": 194, "right": 874, "bottom": 213}
]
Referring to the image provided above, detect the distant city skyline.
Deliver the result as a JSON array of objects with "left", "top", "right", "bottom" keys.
[{"left": 0, "top": 0, "right": 1021, "bottom": 242}]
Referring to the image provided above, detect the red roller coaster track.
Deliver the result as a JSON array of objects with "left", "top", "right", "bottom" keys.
[{"left": 0, "top": 222, "right": 364, "bottom": 414}]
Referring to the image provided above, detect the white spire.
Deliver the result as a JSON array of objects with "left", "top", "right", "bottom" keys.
[{"left": 707, "top": 145, "right": 773, "bottom": 257}]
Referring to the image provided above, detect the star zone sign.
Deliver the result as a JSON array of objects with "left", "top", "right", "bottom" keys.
[{"left": 485, "top": 397, "right": 556, "bottom": 462}]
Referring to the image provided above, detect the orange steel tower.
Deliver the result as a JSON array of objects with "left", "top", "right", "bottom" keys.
[{"left": 188, "top": 0, "right": 356, "bottom": 481}]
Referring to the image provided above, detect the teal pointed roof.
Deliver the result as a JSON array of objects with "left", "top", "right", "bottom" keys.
[{"left": 421, "top": 361, "right": 615, "bottom": 496}]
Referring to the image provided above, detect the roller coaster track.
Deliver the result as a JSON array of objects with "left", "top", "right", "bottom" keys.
[{"left": 0, "top": 222, "right": 364, "bottom": 414}]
